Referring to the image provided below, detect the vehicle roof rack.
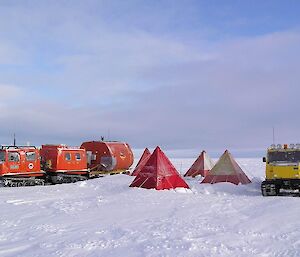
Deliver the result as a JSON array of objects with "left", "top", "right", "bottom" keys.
[{"left": 1, "top": 145, "right": 36, "bottom": 150}]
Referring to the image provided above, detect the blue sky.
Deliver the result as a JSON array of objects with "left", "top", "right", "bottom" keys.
[{"left": 0, "top": 0, "right": 299, "bottom": 157}]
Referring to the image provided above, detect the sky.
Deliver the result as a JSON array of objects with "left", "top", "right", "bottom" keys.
[{"left": 0, "top": 0, "right": 300, "bottom": 157}]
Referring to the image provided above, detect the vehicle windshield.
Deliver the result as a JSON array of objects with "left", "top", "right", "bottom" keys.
[
  {"left": 268, "top": 151, "right": 300, "bottom": 163},
  {"left": 0, "top": 151, "right": 5, "bottom": 162},
  {"left": 26, "top": 152, "right": 36, "bottom": 161}
]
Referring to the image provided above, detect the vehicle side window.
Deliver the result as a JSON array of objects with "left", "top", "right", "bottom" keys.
[
  {"left": 26, "top": 152, "right": 36, "bottom": 161},
  {"left": 65, "top": 153, "right": 71, "bottom": 161},
  {"left": 0, "top": 151, "right": 5, "bottom": 162},
  {"left": 8, "top": 152, "right": 20, "bottom": 162},
  {"left": 75, "top": 153, "right": 81, "bottom": 160}
]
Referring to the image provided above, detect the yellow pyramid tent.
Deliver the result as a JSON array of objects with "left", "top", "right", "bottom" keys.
[{"left": 201, "top": 150, "right": 251, "bottom": 185}]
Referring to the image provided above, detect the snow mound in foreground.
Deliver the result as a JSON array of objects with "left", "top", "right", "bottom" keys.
[{"left": 0, "top": 158, "right": 299, "bottom": 257}]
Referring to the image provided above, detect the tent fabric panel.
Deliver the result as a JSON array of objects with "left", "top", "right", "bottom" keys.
[
  {"left": 131, "top": 154, "right": 151, "bottom": 176},
  {"left": 238, "top": 173, "right": 252, "bottom": 184},
  {"left": 172, "top": 175, "right": 190, "bottom": 189},
  {"left": 156, "top": 175, "right": 190, "bottom": 190},
  {"left": 201, "top": 175, "right": 239, "bottom": 185},
  {"left": 184, "top": 152, "right": 204, "bottom": 177},
  {"left": 131, "top": 148, "right": 151, "bottom": 176},
  {"left": 136, "top": 148, "right": 151, "bottom": 168},
  {"left": 203, "top": 152, "right": 215, "bottom": 170},
  {"left": 129, "top": 175, "right": 157, "bottom": 189},
  {"left": 156, "top": 149, "right": 180, "bottom": 177},
  {"left": 209, "top": 153, "right": 236, "bottom": 175},
  {"left": 227, "top": 152, "right": 247, "bottom": 175},
  {"left": 201, "top": 174, "right": 251, "bottom": 185},
  {"left": 184, "top": 151, "right": 214, "bottom": 177},
  {"left": 184, "top": 169, "right": 210, "bottom": 177}
]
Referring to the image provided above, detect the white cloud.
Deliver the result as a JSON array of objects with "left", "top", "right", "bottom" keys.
[
  {"left": 0, "top": 84, "right": 22, "bottom": 100},
  {"left": 0, "top": 2, "right": 299, "bottom": 154}
]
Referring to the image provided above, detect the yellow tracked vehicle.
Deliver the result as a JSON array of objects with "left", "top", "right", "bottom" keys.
[{"left": 262, "top": 143, "right": 300, "bottom": 196}]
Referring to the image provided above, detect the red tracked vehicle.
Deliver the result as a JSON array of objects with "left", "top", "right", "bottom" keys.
[
  {"left": 40, "top": 144, "right": 89, "bottom": 184},
  {"left": 0, "top": 146, "right": 45, "bottom": 186},
  {"left": 0, "top": 140, "right": 134, "bottom": 187}
]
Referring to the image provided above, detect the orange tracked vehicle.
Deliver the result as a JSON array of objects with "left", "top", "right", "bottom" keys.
[
  {"left": 0, "top": 146, "right": 45, "bottom": 186},
  {"left": 0, "top": 140, "right": 134, "bottom": 187},
  {"left": 40, "top": 144, "right": 89, "bottom": 184}
]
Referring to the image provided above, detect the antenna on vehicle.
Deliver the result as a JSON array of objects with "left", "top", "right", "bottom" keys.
[{"left": 13, "top": 133, "right": 16, "bottom": 146}]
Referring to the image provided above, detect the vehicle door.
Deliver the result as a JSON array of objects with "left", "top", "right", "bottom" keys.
[{"left": 7, "top": 151, "right": 21, "bottom": 173}]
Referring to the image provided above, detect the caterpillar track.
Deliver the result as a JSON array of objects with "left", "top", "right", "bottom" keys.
[
  {"left": 261, "top": 181, "right": 279, "bottom": 196},
  {"left": 49, "top": 174, "right": 88, "bottom": 184},
  {"left": 0, "top": 177, "right": 46, "bottom": 187}
]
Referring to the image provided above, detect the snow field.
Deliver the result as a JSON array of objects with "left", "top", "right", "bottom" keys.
[{"left": 0, "top": 158, "right": 300, "bottom": 256}]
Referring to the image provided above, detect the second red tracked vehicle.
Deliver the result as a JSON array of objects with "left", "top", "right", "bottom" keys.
[{"left": 40, "top": 144, "right": 89, "bottom": 184}]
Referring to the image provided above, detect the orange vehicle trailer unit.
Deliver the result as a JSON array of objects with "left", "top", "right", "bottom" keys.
[{"left": 80, "top": 141, "right": 134, "bottom": 175}]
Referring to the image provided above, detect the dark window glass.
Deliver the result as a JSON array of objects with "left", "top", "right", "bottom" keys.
[
  {"left": 8, "top": 152, "right": 20, "bottom": 162},
  {"left": 268, "top": 151, "right": 300, "bottom": 163},
  {"left": 0, "top": 151, "right": 5, "bottom": 162},
  {"left": 65, "top": 153, "right": 71, "bottom": 161},
  {"left": 26, "top": 152, "right": 36, "bottom": 161},
  {"left": 75, "top": 153, "right": 81, "bottom": 160}
]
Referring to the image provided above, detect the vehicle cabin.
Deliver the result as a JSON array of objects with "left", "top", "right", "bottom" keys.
[
  {"left": 0, "top": 146, "right": 42, "bottom": 177},
  {"left": 40, "top": 144, "right": 88, "bottom": 174},
  {"left": 264, "top": 143, "right": 300, "bottom": 180}
]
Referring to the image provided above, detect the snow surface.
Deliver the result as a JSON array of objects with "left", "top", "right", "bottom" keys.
[{"left": 1, "top": 158, "right": 300, "bottom": 257}]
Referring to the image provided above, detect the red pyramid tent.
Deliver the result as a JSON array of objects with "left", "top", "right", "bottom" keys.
[
  {"left": 130, "top": 146, "right": 190, "bottom": 190},
  {"left": 184, "top": 151, "right": 214, "bottom": 177},
  {"left": 131, "top": 148, "right": 151, "bottom": 176},
  {"left": 201, "top": 150, "right": 251, "bottom": 185}
]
